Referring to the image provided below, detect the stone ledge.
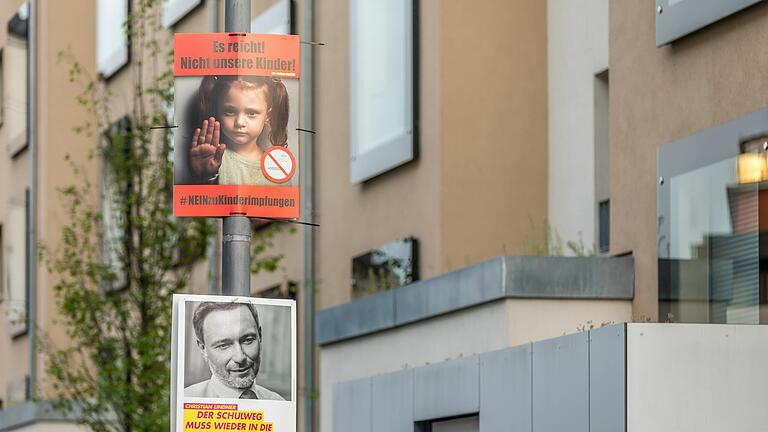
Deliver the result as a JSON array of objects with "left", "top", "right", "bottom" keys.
[{"left": 316, "top": 255, "right": 634, "bottom": 345}]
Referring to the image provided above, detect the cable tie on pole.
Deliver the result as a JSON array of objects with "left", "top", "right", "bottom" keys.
[
  {"left": 149, "top": 125, "right": 179, "bottom": 130},
  {"left": 252, "top": 217, "right": 319, "bottom": 227},
  {"left": 228, "top": 32, "right": 247, "bottom": 37},
  {"left": 300, "top": 41, "right": 325, "bottom": 46},
  {"left": 297, "top": 128, "right": 316, "bottom": 134}
]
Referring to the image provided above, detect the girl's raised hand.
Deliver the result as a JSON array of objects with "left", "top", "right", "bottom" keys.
[{"left": 189, "top": 117, "right": 225, "bottom": 178}]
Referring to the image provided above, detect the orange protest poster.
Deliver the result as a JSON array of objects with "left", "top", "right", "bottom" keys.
[{"left": 173, "top": 33, "right": 300, "bottom": 218}]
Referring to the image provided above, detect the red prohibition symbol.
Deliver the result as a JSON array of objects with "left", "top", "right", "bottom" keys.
[{"left": 261, "top": 146, "right": 296, "bottom": 184}]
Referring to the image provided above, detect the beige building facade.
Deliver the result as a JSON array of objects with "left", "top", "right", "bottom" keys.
[{"left": 2, "top": 0, "right": 768, "bottom": 431}]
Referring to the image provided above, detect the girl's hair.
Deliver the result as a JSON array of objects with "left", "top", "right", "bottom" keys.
[{"left": 196, "top": 75, "right": 290, "bottom": 147}]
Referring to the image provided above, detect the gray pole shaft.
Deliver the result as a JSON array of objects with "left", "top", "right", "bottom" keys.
[
  {"left": 27, "top": 0, "right": 38, "bottom": 400},
  {"left": 222, "top": 217, "right": 251, "bottom": 296},
  {"left": 225, "top": 0, "right": 251, "bottom": 33},
  {"left": 222, "top": 0, "right": 251, "bottom": 297},
  {"left": 301, "top": 0, "right": 316, "bottom": 429}
]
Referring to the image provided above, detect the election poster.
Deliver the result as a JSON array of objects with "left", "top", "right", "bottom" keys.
[
  {"left": 171, "top": 294, "right": 297, "bottom": 431},
  {"left": 173, "top": 33, "right": 300, "bottom": 218}
]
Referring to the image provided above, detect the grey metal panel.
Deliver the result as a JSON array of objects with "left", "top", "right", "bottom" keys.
[
  {"left": 414, "top": 356, "right": 480, "bottom": 421},
  {"left": 479, "top": 345, "right": 532, "bottom": 432},
  {"left": 334, "top": 378, "right": 373, "bottom": 432},
  {"left": 656, "top": 0, "right": 764, "bottom": 46},
  {"left": 532, "top": 332, "right": 589, "bottom": 432},
  {"left": 372, "top": 369, "right": 415, "bottom": 432},
  {"left": 505, "top": 256, "right": 634, "bottom": 299},
  {"left": 589, "top": 324, "right": 626, "bottom": 432},
  {"left": 396, "top": 257, "right": 505, "bottom": 325},
  {"left": 315, "top": 289, "right": 395, "bottom": 345}
]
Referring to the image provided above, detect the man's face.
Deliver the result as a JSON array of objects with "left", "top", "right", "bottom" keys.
[{"left": 198, "top": 305, "right": 261, "bottom": 390}]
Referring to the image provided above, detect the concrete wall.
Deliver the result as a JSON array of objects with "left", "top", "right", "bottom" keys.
[
  {"left": 547, "top": 0, "right": 609, "bottom": 251},
  {"left": 314, "top": 0, "right": 549, "bottom": 310},
  {"left": 439, "top": 0, "right": 548, "bottom": 271},
  {"left": 627, "top": 324, "right": 768, "bottom": 431},
  {"left": 610, "top": 0, "right": 768, "bottom": 320},
  {"left": 319, "top": 298, "right": 631, "bottom": 432},
  {"left": 35, "top": 0, "right": 99, "bottom": 400},
  {"left": 314, "top": 0, "right": 443, "bottom": 309}
]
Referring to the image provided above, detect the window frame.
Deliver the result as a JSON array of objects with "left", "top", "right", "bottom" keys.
[
  {"left": 100, "top": 117, "right": 132, "bottom": 292},
  {"left": 6, "top": 8, "right": 29, "bottom": 157},
  {"left": 162, "top": 0, "right": 202, "bottom": 28},
  {"left": 598, "top": 199, "right": 610, "bottom": 254},
  {"left": 351, "top": 236, "right": 418, "bottom": 299},
  {"left": 3, "top": 192, "right": 28, "bottom": 337},
  {"left": 250, "top": 0, "right": 292, "bottom": 34},
  {"left": 349, "top": 0, "right": 418, "bottom": 184},
  {"left": 656, "top": 0, "right": 764, "bottom": 46},
  {"left": 96, "top": 0, "right": 130, "bottom": 79},
  {"left": 0, "top": 48, "right": 4, "bottom": 129}
]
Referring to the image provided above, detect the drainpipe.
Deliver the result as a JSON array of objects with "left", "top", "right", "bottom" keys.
[{"left": 27, "top": 0, "right": 38, "bottom": 401}]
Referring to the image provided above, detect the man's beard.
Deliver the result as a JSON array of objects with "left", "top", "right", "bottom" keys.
[{"left": 209, "top": 357, "right": 260, "bottom": 389}]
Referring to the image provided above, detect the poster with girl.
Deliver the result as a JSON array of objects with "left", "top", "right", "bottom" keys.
[{"left": 173, "top": 33, "right": 300, "bottom": 218}]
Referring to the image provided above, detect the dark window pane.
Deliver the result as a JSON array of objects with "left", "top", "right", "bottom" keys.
[
  {"left": 599, "top": 200, "right": 610, "bottom": 254},
  {"left": 351, "top": 237, "right": 418, "bottom": 299}
]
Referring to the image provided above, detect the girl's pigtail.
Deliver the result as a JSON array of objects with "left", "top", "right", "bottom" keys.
[
  {"left": 197, "top": 76, "right": 219, "bottom": 121},
  {"left": 268, "top": 78, "right": 290, "bottom": 147}
]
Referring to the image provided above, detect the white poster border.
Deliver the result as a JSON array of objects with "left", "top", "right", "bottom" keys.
[{"left": 171, "top": 294, "right": 297, "bottom": 432}]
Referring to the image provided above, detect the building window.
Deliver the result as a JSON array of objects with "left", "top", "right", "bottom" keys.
[
  {"left": 0, "top": 225, "right": 3, "bottom": 304},
  {"left": 100, "top": 119, "right": 132, "bottom": 290},
  {"left": 594, "top": 70, "right": 609, "bottom": 254},
  {"left": 162, "top": 0, "right": 202, "bottom": 28},
  {"left": 255, "top": 281, "right": 297, "bottom": 300},
  {"left": 251, "top": 0, "right": 292, "bottom": 34},
  {"left": 0, "top": 49, "right": 4, "bottom": 128},
  {"left": 351, "top": 237, "right": 418, "bottom": 299},
  {"left": 97, "top": 0, "right": 129, "bottom": 79},
  {"left": 349, "top": 0, "right": 416, "bottom": 183},
  {"left": 598, "top": 200, "right": 610, "bottom": 254},
  {"left": 3, "top": 193, "right": 27, "bottom": 336},
  {"left": 6, "top": 4, "right": 28, "bottom": 157},
  {"left": 431, "top": 416, "right": 479, "bottom": 432}
]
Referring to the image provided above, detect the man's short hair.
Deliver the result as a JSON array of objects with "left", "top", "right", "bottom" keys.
[{"left": 192, "top": 302, "right": 262, "bottom": 345}]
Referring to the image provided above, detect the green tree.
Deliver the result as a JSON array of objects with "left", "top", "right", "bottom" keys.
[{"left": 42, "top": 2, "right": 212, "bottom": 430}]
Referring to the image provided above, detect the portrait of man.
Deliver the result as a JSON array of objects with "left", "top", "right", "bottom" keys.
[{"left": 184, "top": 301, "right": 285, "bottom": 400}]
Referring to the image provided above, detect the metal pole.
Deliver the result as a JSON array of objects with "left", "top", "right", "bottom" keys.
[
  {"left": 225, "top": 0, "right": 250, "bottom": 34},
  {"left": 300, "top": 0, "right": 316, "bottom": 429},
  {"left": 27, "top": 0, "right": 38, "bottom": 401},
  {"left": 222, "top": 217, "right": 251, "bottom": 296},
  {"left": 222, "top": 0, "right": 251, "bottom": 297}
]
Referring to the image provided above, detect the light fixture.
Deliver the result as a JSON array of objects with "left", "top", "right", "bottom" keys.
[{"left": 737, "top": 137, "right": 768, "bottom": 184}]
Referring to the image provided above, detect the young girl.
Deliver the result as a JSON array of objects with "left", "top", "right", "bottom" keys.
[{"left": 189, "top": 76, "right": 289, "bottom": 185}]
